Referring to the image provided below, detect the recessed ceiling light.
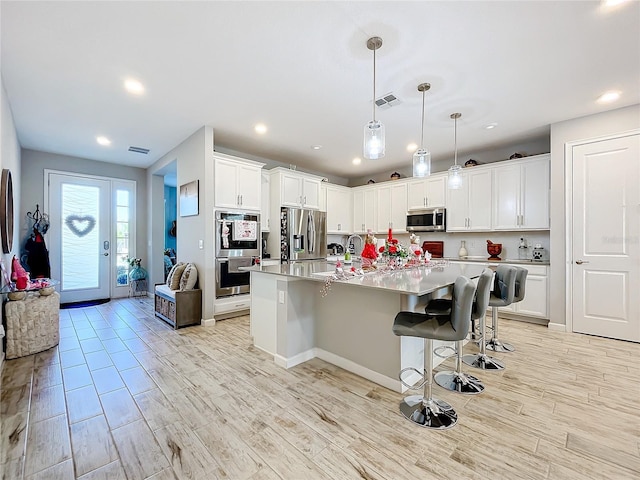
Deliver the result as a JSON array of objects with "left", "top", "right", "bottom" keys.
[
  {"left": 254, "top": 124, "right": 268, "bottom": 134},
  {"left": 602, "top": 0, "right": 629, "bottom": 7},
  {"left": 96, "top": 136, "right": 111, "bottom": 146},
  {"left": 406, "top": 143, "right": 418, "bottom": 152},
  {"left": 311, "top": 145, "right": 322, "bottom": 150},
  {"left": 485, "top": 123, "right": 498, "bottom": 130},
  {"left": 124, "top": 78, "right": 145, "bottom": 95},
  {"left": 596, "top": 90, "right": 621, "bottom": 104},
  {"left": 352, "top": 157, "right": 362, "bottom": 165}
]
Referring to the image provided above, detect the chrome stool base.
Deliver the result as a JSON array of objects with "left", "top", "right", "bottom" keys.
[
  {"left": 434, "top": 371, "right": 485, "bottom": 395},
  {"left": 399, "top": 395, "right": 458, "bottom": 429},
  {"left": 462, "top": 353, "right": 505, "bottom": 371},
  {"left": 485, "top": 339, "right": 515, "bottom": 353}
]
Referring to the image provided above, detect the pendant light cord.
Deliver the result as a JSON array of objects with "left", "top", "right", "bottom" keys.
[
  {"left": 420, "top": 90, "right": 425, "bottom": 148},
  {"left": 372, "top": 47, "right": 376, "bottom": 122},
  {"left": 454, "top": 115, "right": 458, "bottom": 166}
]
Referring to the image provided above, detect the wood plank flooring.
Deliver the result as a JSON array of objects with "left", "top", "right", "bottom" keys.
[{"left": 1, "top": 297, "right": 639, "bottom": 479}]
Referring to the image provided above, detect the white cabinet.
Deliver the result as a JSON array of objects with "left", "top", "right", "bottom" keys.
[
  {"left": 214, "top": 154, "right": 264, "bottom": 211},
  {"left": 493, "top": 154, "right": 550, "bottom": 230},
  {"left": 407, "top": 175, "right": 446, "bottom": 210},
  {"left": 275, "top": 169, "right": 321, "bottom": 210},
  {"left": 499, "top": 264, "right": 548, "bottom": 319},
  {"left": 352, "top": 186, "right": 377, "bottom": 234},
  {"left": 376, "top": 182, "right": 407, "bottom": 233},
  {"left": 323, "top": 184, "right": 352, "bottom": 234},
  {"left": 446, "top": 168, "right": 492, "bottom": 231},
  {"left": 261, "top": 172, "right": 270, "bottom": 232}
]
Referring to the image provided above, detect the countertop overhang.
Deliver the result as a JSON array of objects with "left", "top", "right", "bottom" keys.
[{"left": 249, "top": 260, "right": 487, "bottom": 297}]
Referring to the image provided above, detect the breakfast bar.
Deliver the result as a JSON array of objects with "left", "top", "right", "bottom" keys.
[{"left": 249, "top": 261, "right": 486, "bottom": 392}]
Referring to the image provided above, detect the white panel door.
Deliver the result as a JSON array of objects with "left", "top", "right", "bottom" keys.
[
  {"left": 237, "top": 164, "right": 261, "bottom": 211},
  {"left": 48, "top": 173, "right": 111, "bottom": 303},
  {"left": 572, "top": 134, "right": 640, "bottom": 342}
]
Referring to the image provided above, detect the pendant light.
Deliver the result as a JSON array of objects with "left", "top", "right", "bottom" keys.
[
  {"left": 448, "top": 113, "right": 463, "bottom": 189},
  {"left": 363, "top": 37, "right": 385, "bottom": 160},
  {"left": 412, "top": 83, "right": 431, "bottom": 177}
]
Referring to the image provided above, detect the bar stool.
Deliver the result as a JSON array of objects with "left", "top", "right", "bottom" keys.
[
  {"left": 428, "top": 268, "right": 493, "bottom": 394},
  {"left": 485, "top": 265, "right": 523, "bottom": 353},
  {"left": 392, "top": 276, "right": 476, "bottom": 429},
  {"left": 462, "top": 265, "right": 516, "bottom": 370}
]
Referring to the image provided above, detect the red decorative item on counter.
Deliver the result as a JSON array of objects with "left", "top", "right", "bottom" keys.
[{"left": 487, "top": 240, "right": 503, "bottom": 261}]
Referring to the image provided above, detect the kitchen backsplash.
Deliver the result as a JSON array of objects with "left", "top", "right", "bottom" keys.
[{"left": 328, "top": 231, "right": 550, "bottom": 261}]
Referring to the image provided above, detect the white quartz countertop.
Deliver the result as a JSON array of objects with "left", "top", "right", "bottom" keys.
[
  {"left": 249, "top": 260, "right": 487, "bottom": 296},
  {"left": 446, "top": 256, "right": 550, "bottom": 266}
]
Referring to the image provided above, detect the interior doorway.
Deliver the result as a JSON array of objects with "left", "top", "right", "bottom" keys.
[{"left": 569, "top": 132, "right": 640, "bottom": 342}]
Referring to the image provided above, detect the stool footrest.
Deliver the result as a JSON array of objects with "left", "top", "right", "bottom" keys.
[
  {"left": 398, "top": 367, "right": 428, "bottom": 390},
  {"left": 434, "top": 345, "right": 457, "bottom": 359}
]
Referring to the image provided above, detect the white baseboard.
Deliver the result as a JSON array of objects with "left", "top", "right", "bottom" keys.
[
  {"left": 274, "top": 349, "right": 315, "bottom": 369},
  {"left": 547, "top": 322, "right": 567, "bottom": 332},
  {"left": 315, "top": 348, "right": 401, "bottom": 393},
  {"left": 201, "top": 318, "right": 216, "bottom": 327}
]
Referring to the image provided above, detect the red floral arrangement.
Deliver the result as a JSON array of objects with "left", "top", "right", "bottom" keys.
[{"left": 378, "top": 229, "right": 408, "bottom": 258}]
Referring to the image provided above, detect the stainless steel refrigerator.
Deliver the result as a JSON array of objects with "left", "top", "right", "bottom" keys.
[{"left": 280, "top": 207, "right": 327, "bottom": 262}]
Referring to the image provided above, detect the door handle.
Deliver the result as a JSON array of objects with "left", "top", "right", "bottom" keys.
[
  {"left": 103, "top": 252, "right": 109, "bottom": 256},
  {"left": 575, "top": 260, "right": 589, "bottom": 265}
]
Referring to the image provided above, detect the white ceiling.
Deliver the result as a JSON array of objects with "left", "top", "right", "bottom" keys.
[{"left": 2, "top": 1, "right": 638, "bottom": 180}]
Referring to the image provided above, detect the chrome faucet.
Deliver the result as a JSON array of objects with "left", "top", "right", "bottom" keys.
[{"left": 344, "top": 234, "right": 364, "bottom": 260}]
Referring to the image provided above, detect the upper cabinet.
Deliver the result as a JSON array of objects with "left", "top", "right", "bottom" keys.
[
  {"left": 376, "top": 182, "right": 408, "bottom": 233},
  {"left": 493, "top": 154, "right": 550, "bottom": 230},
  {"left": 352, "top": 186, "right": 377, "bottom": 234},
  {"left": 323, "top": 184, "right": 353, "bottom": 234},
  {"left": 214, "top": 153, "right": 264, "bottom": 211},
  {"left": 270, "top": 168, "right": 322, "bottom": 210},
  {"left": 407, "top": 175, "right": 446, "bottom": 210},
  {"left": 446, "top": 168, "right": 493, "bottom": 231},
  {"left": 261, "top": 172, "right": 271, "bottom": 232}
]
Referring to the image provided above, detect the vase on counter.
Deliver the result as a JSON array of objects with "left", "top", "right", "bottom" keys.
[{"left": 458, "top": 240, "right": 468, "bottom": 258}]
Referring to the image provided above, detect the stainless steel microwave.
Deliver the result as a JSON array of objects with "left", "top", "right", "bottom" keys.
[{"left": 406, "top": 208, "right": 446, "bottom": 232}]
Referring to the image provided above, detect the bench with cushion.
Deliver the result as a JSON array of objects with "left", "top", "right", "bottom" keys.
[{"left": 154, "top": 262, "right": 201, "bottom": 329}]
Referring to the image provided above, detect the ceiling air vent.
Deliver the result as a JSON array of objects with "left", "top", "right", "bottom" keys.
[
  {"left": 375, "top": 92, "right": 401, "bottom": 110},
  {"left": 128, "top": 146, "right": 150, "bottom": 155}
]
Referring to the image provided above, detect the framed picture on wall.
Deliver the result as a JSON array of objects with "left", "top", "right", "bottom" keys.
[{"left": 179, "top": 180, "right": 199, "bottom": 217}]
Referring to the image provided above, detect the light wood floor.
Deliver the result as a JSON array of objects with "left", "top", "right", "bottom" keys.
[{"left": 1, "top": 297, "right": 639, "bottom": 479}]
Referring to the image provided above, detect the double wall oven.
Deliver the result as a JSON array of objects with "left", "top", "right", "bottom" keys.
[{"left": 215, "top": 211, "right": 260, "bottom": 298}]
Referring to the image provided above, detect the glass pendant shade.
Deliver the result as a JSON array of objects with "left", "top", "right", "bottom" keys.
[
  {"left": 448, "top": 164, "right": 463, "bottom": 189},
  {"left": 448, "top": 112, "right": 463, "bottom": 189},
  {"left": 364, "top": 119, "right": 385, "bottom": 160},
  {"left": 412, "top": 148, "right": 431, "bottom": 177}
]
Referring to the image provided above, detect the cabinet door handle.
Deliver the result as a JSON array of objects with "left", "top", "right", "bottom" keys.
[
  {"left": 425, "top": 197, "right": 428, "bottom": 206},
  {"left": 240, "top": 195, "right": 243, "bottom": 206},
  {"left": 338, "top": 223, "right": 341, "bottom": 231}
]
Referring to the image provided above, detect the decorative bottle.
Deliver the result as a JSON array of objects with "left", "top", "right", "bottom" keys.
[{"left": 458, "top": 240, "right": 468, "bottom": 258}]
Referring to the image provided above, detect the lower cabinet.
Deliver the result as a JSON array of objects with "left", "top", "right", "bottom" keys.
[
  {"left": 449, "top": 261, "right": 549, "bottom": 320},
  {"left": 498, "top": 264, "right": 548, "bottom": 319}
]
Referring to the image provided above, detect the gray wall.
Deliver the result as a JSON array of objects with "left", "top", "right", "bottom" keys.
[
  {"left": 147, "top": 126, "right": 216, "bottom": 321},
  {"left": 1, "top": 77, "right": 22, "bottom": 362},
  {"left": 549, "top": 104, "right": 640, "bottom": 326},
  {"left": 20, "top": 149, "right": 148, "bottom": 283}
]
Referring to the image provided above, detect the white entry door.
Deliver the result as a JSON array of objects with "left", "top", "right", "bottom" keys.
[
  {"left": 571, "top": 133, "right": 640, "bottom": 342},
  {"left": 48, "top": 173, "right": 112, "bottom": 303}
]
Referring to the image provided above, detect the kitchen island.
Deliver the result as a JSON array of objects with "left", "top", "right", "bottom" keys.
[{"left": 249, "top": 261, "right": 486, "bottom": 392}]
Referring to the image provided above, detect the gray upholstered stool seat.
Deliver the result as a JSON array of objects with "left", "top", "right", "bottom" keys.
[
  {"left": 485, "top": 266, "right": 524, "bottom": 353},
  {"left": 462, "top": 265, "right": 516, "bottom": 370},
  {"left": 427, "top": 268, "right": 493, "bottom": 395},
  {"left": 392, "top": 276, "right": 476, "bottom": 429}
]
